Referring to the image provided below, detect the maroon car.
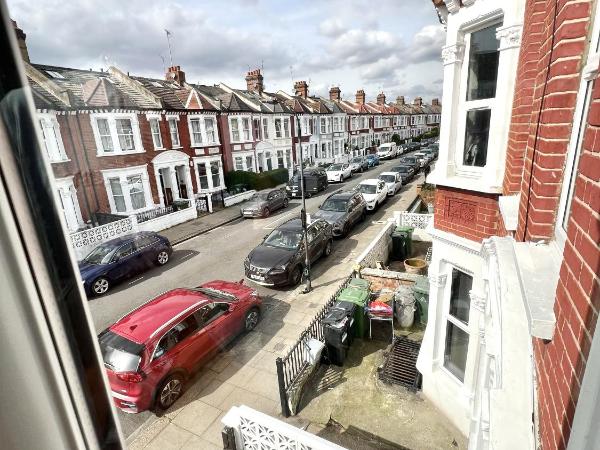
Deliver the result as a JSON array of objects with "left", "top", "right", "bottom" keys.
[{"left": 98, "top": 280, "right": 262, "bottom": 413}]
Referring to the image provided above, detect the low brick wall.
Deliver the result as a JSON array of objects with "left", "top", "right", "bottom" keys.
[
  {"left": 355, "top": 221, "right": 395, "bottom": 268},
  {"left": 361, "top": 267, "right": 420, "bottom": 291}
]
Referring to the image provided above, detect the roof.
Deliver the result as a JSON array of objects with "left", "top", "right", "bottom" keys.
[{"left": 110, "top": 288, "right": 210, "bottom": 343}]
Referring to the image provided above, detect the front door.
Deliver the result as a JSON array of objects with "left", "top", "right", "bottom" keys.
[
  {"left": 175, "top": 166, "right": 188, "bottom": 199},
  {"left": 266, "top": 152, "right": 273, "bottom": 171},
  {"left": 159, "top": 170, "right": 174, "bottom": 206}
]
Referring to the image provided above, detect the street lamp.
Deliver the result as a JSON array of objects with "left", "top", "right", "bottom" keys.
[{"left": 296, "top": 116, "right": 312, "bottom": 293}]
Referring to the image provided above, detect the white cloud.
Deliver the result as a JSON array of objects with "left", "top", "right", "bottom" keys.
[
  {"left": 407, "top": 24, "right": 446, "bottom": 64},
  {"left": 318, "top": 18, "right": 344, "bottom": 37}
]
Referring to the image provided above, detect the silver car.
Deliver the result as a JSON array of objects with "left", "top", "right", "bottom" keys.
[{"left": 241, "top": 189, "right": 289, "bottom": 218}]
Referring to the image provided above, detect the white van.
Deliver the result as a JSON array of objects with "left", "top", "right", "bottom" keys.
[{"left": 376, "top": 143, "right": 398, "bottom": 160}]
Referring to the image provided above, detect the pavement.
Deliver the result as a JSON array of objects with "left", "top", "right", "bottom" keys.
[{"left": 121, "top": 172, "right": 430, "bottom": 450}]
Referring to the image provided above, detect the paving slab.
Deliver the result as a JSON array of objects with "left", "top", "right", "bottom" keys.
[
  {"left": 196, "top": 379, "right": 236, "bottom": 408},
  {"left": 172, "top": 400, "right": 222, "bottom": 436},
  {"left": 143, "top": 423, "right": 194, "bottom": 450}
]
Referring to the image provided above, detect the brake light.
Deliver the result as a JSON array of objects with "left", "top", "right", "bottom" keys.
[{"left": 116, "top": 371, "right": 144, "bottom": 383}]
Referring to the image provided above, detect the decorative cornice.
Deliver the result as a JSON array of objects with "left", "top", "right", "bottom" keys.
[
  {"left": 470, "top": 291, "right": 487, "bottom": 312},
  {"left": 441, "top": 43, "right": 465, "bottom": 66},
  {"left": 446, "top": 0, "right": 461, "bottom": 14},
  {"left": 429, "top": 273, "right": 448, "bottom": 288},
  {"left": 496, "top": 24, "right": 523, "bottom": 51}
]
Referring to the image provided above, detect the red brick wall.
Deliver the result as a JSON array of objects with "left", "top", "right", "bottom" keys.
[
  {"left": 515, "top": 0, "right": 593, "bottom": 242},
  {"left": 433, "top": 186, "right": 500, "bottom": 242}
]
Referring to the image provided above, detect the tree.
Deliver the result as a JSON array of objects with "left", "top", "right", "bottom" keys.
[{"left": 391, "top": 133, "right": 401, "bottom": 146}]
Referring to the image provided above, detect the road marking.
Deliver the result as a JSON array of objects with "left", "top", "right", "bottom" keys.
[
  {"left": 263, "top": 211, "right": 297, "bottom": 230},
  {"left": 128, "top": 277, "right": 144, "bottom": 285}
]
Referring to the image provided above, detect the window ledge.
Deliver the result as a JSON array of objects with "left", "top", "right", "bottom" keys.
[
  {"left": 50, "top": 158, "right": 71, "bottom": 164},
  {"left": 498, "top": 194, "right": 519, "bottom": 231},
  {"left": 487, "top": 237, "right": 559, "bottom": 340},
  {"left": 427, "top": 168, "right": 502, "bottom": 194},
  {"left": 97, "top": 150, "right": 145, "bottom": 157}
]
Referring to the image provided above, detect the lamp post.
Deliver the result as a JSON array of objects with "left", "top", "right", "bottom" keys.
[{"left": 296, "top": 116, "right": 311, "bottom": 293}]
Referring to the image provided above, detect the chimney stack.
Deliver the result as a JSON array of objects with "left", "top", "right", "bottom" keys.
[
  {"left": 431, "top": 98, "right": 440, "bottom": 106},
  {"left": 166, "top": 65, "right": 186, "bottom": 85},
  {"left": 355, "top": 89, "right": 365, "bottom": 105},
  {"left": 329, "top": 86, "right": 341, "bottom": 101},
  {"left": 376, "top": 92, "right": 386, "bottom": 105},
  {"left": 294, "top": 80, "right": 308, "bottom": 98},
  {"left": 245, "top": 69, "right": 264, "bottom": 94},
  {"left": 11, "top": 20, "right": 29, "bottom": 63},
  {"left": 413, "top": 96, "right": 423, "bottom": 106},
  {"left": 396, "top": 96, "right": 405, "bottom": 105}
]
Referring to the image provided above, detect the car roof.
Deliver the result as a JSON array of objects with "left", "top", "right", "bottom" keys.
[
  {"left": 359, "top": 179, "right": 380, "bottom": 185},
  {"left": 379, "top": 172, "right": 398, "bottom": 176},
  {"left": 110, "top": 288, "right": 210, "bottom": 344},
  {"left": 279, "top": 218, "right": 304, "bottom": 230},
  {"left": 326, "top": 191, "right": 356, "bottom": 200}
]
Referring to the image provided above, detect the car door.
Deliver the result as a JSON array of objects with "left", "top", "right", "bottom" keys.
[
  {"left": 273, "top": 190, "right": 285, "bottom": 209},
  {"left": 197, "top": 301, "right": 242, "bottom": 351},
  {"left": 107, "top": 242, "right": 140, "bottom": 281},
  {"left": 134, "top": 235, "right": 158, "bottom": 268},
  {"left": 377, "top": 181, "right": 387, "bottom": 202},
  {"left": 347, "top": 197, "right": 360, "bottom": 225},
  {"left": 306, "top": 225, "right": 321, "bottom": 263}
]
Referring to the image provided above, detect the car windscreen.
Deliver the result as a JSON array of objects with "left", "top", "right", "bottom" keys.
[
  {"left": 351, "top": 158, "right": 362, "bottom": 163},
  {"left": 84, "top": 243, "right": 117, "bottom": 265},
  {"left": 327, "top": 164, "right": 344, "bottom": 171},
  {"left": 403, "top": 157, "right": 417, "bottom": 163},
  {"left": 357, "top": 184, "right": 377, "bottom": 194},
  {"left": 379, "top": 175, "right": 396, "bottom": 183},
  {"left": 98, "top": 330, "right": 143, "bottom": 372},
  {"left": 321, "top": 198, "right": 348, "bottom": 212},
  {"left": 264, "top": 229, "right": 302, "bottom": 249},
  {"left": 393, "top": 166, "right": 409, "bottom": 173}
]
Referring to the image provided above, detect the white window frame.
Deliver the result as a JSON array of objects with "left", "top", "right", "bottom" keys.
[
  {"left": 262, "top": 118, "right": 270, "bottom": 139},
  {"left": 283, "top": 118, "right": 290, "bottom": 138},
  {"left": 91, "top": 113, "right": 143, "bottom": 156},
  {"left": 230, "top": 117, "right": 241, "bottom": 142},
  {"left": 274, "top": 118, "right": 282, "bottom": 138},
  {"left": 455, "top": 20, "right": 503, "bottom": 174},
  {"left": 167, "top": 116, "right": 181, "bottom": 148},
  {"left": 204, "top": 117, "right": 216, "bottom": 144},
  {"left": 148, "top": 117, "right": 163, "bottom": 150},
  {"left": 320, "top": 117, "right": 326, "bottom": 134},
  {"left": 555, "top": 10, "right": 600, "bottom": 250},
  {"left": 189, "top": 117, "right": 203, "bottom": 146},
  {"left": 188, "top": 115, "right": 220, "bottom": 147},
  {"left": 242, "top": 117, "right": 251, "bottom": 141},
  {"left": 234, "top": 156, "right": 244, "bottom": 171},
  {"left": 101, "top": 165, "right": 152, "bottom": 214},
  {"left": 193, "top": 155, "right": 225, "bottom": 193},
  {"left": 38, "top": 113, "right": 68, "bottom": 163}
]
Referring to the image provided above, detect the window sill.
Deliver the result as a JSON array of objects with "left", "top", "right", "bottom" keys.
[
  {"left": 191, "top": 142, "right": 220, "bottom": 148},
  {"left": 171, "top": 145, "right": 182, "bottom": 149},
  {"left": 50, "top": 158, "right": 71, "bottom": 164},
  {"left": 96, "top": 149, "right": 145, "bottom": 157},
  {"left": 427, "top": 167, "right": 502, "bottom": 194}
]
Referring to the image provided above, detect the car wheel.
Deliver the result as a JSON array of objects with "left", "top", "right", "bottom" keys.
[
  {"left": 244, "top": 308, "right": 260, "bottom": 332},
  {"left": 156, "top": 374, "right": 184, "bottom": 410},
  {"left": 339, "top": 175, "right": 343, "bottom": 183},
  {"left": 263, "top": 207, "right": 270, "bottom": 217},
  {"left": 323, "top": 239, "right": 333, "bottom": 257},
  {"left": 92, "top": 277, "right": 110, "bottom": 296},
  {"left": 360, "top": 211, "right": 367, "bottom": 222},
  {"left": 156, "top": 250, "right": 169, "bottom": 266},
  {"left": 290, "top": 266, "right": 302, "bottom": 285},
  {"left": 283, "top": 198, "right": 289, "bottom": 208},
  {"left": 342, "top": 223, "right": 350, "bottom": 237}
]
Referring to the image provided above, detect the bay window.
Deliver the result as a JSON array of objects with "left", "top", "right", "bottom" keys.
[
  {"left": 168, "top": 118, "right": 180, "bottom": 147},
  {"left": 127, "top": 175, "right": 146, "bottom": 210},
  {"left": 149, "top": 118, "right": 163, "bottom": 149},
  {"left": 230, "top": 118, "right": 240, "bottom": 141},
  {"left": 242, "top": 118, "right": 250, "bottom": 141},
  {"left": 235, "top": 157, "right": 244, "bottom": 171},
  {"left": 103, "top": 166, "right": 151, "bottom": 214},
  {"left": 460, "top": 23, "right": 501, "bottom": 168},
  {"left": 190, "top": 118, "right": 203, "bottom": 145},
  {"left": 444, "top": 269, "right": 473, "bottom": 382}
]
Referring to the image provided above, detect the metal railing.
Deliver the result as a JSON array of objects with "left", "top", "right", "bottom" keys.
[
  {"left": 275, "top": 275, "right": 353, "bottom": 417},
  {"left": 135, "top": 200, "right": 191, "bottom": 223}
]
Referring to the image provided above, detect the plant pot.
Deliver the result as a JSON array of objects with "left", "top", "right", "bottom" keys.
[{"left": 404, "top": 258, "right": 428, "bottom": 274}]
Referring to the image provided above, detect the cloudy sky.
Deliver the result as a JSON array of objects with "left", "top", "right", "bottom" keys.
[{"left": 8, "top": 0, "right": 445, "bottom": 103}]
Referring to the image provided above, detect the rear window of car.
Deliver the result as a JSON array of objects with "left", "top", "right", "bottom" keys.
[{"left": 98, "top": 330, "right": 144, "bottom": 372}]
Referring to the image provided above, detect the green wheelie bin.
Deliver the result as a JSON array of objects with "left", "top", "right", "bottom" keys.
[
  {"left": 413, "top": 275, "right": 430, "bottom": 325},
  {"left": 392, "top": 226, "right": 414, "bottom": 261},
  {"left": 336, "top": 285, "right": 370, "bottom": 338}
]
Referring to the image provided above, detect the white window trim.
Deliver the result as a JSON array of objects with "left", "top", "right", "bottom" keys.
[
  {"left": 555, "top": 12, "right": 600, "bottom": 251},
  {"left": 166, "top": 115, "right": 181, "bottom": 149},
  {"left": 148, "top": 117, "right": 164, "bottom": 150},
  {"left": 231, "top": 150, "right": 257, "bottom": 172},
  {"left": 188, "top": 114, "right": 220, "bottom": 147},
  {"left": 262, "top": 117, "right": 270, "bottom": 139},
  {"left": 101, "top": 165, "right": 153, "bottom": 214},
  {"left": 229, "top": 115, "right": 251, "bottom": 143},
  {"left": 91, "top": 112, "right": 144, "bottom": 156},
  {"left": 193, "top": 155, "right": 225, "bottom": 193},
  {"left": 55, "top": 176, "right": 84, "bottom": 231},
  {"left": 38, "top": 112, "right": 69, "bottom": 163}
]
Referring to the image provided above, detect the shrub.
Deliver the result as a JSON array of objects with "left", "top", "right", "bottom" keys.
[
  {"left": 225, "top": 168, "right": 290, "bottom": 191},
  {"left": 391, "top": 134, "right": 401, "bottom": 146}
]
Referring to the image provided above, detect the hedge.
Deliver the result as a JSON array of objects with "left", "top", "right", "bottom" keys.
[{"left": 225, "top": 168, "right": 290, "bottom": 191}]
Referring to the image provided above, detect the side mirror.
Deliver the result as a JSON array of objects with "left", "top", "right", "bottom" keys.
[{"left": 264, "top": 234, "right": 269, "bottom": 240}]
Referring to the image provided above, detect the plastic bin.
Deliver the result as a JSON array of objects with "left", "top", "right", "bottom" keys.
[
  {"left": 392, "top": 226, "right": 414, "bottom": 261},
  {"left": 413, "top": 275, "right": 430, "bottom": 325},
  {"left": 337, "top": 287, "right": 370, "bottom": 339},
  {"left": 322, "top": 304, "right": 354, "bottom": 366},
  {"left": 348, "top": 277, "right": 370, "bottom": 291}
]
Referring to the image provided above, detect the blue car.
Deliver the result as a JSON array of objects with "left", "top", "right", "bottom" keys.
[
  {"left": 366, "top": 154, "right": 380, "bottom": 167},
  {"left": 79, "top": 232, "right": 172, "bottom": 296}
]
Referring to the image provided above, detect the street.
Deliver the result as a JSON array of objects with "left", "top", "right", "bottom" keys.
[{"left": 87, "top": 156, "right": 425, "bottom": 439}]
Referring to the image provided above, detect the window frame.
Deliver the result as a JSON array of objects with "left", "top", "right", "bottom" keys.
[
  {"left": 149, "top": 117, "right": 163, "bottom": 150},
  {"left": 274, "top": 118, "right": 282, "bottom": 138},
  {"left": 91, "top": 113, "right": 143, "bottom": 156},
  {"left": 230, "top": 117, "right": 240, "bottom": 142},
  {"left": 167, "top": 116, "right": 180, "bottom": 148},
  {"left": 38, "top": 113, "right": 68, "bottom": 162},
  {"left": 101, "top": 165, "right": 152, "bottom": 214}
]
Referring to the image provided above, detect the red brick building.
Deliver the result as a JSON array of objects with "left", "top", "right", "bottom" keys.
[{"left": 420, "top": 0, "right": 600, "bottom": 448}]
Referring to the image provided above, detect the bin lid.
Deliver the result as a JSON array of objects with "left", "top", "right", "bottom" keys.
[
  {"left": 413, "top": 275, "right": 430, "bottom": 294},
  {"left": 322, "top": 309, "right": 349, "bottom": 326},
  {"left": 333, "top": 300, "right": 356, "bottom": 316},
  {"left": 395, "top": 226, "right": 414, "bottom": 233},
  {"left": 348, "top": 278, "right": 370, "bottom": 290},
  {"left": 337, "top": 287, "right": 370, "bottom": 306}
]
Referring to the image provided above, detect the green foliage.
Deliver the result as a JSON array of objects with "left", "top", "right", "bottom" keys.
[
  {"left": 225, "top": 168, "right": 290, "bottom": 191},
  {"left": 391, "top": 134, "right": 401, "bottom": 146},
  {"left": 422, "top": 127, "right": 440, "bottom": 139}
]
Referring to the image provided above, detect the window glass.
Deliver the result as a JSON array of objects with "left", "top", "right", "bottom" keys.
[
  {"left": 231, "top": 118, "right": 240, "bottom": 141},
  {"left": 135, "top": 235, "right": 158, "bottom": 249},
  {"left": 168, "top": 118, "right": 180, "bottom": 147},
  {"left": 235, "top": 157, "right": 243, "bottom": 171},
  {"left": 195, "top": 303, "right": 229, "bottom": 328},
  {"left": 253, "top": 118, "right": 261, "bottom": 140},
  {"left": 190, "top": 118, "right": 202, "bottom": 144},
  {"left": 246, "top": 155, "right": 254, "bottom": 172},
  {"left": 466, "top": 24, "right": 501, "bottom": 101},
  {"left": 277, "top": 150, "right": 284, "bottom": 168},
  {"left": 197, "top": 163, "right": 209, "bottom": 190},
  {"left": 114, "top": 242, "right": 134, "bottom": 260},
  {"left": 109, "top": 177, "right": 126, "bottom": 212},
  {"left": 154, "top": 315, "right": 199, "bottom": 359},
  {"left": 284, "top": 118, "right": 290, "bottom": 137},
  {"left": 242, "top": 118, "right": 250, "bottom": 141},
  {"left": 262, "top": 118, "right": 269, "bottom": 139},
  {"left": 115, "top": 118, "right": 134, "bottom": 150},
  {"left": 444, "top": 322, "right": 469, "bottom": 382},
  {"left": 449, "top": 269, "right": 472, "bottom": 324},
  {"left": 98, "top": 330, "right": 143, "bottom": 372},
  {"left": 97, "top": 118, "right": 114, "bottom": 152},
  {"left": 150, "top": 118, "right": 162, "bottom": 148},
  {"left": 127, "top": 175, "right": 146, "bottom": 210},
  {"left": 210, "top": 161, "right": 221, "bottom": 188},
  {"left": 307, "top": 227, "right": 318, "bottom": 243},
  {"left": 463, "top": 109, "right": 491, "bottom": 167},
  {"left": 274, "top": 119, "right": 282, "bottom": 138}
]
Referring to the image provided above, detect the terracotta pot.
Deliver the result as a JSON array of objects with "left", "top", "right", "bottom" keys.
[{"left": 404, "top": 258, "right": 428, "bottom": 274}]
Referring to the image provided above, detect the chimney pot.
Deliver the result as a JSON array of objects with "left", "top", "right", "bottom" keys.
[
  {"left": 166, "top": 65, "right": 186, "bottom": 85},
  {"left": 356, "top": 89, "right": 366, "bottom": 105},
  {"left": 294, "top": 80, "right": 308, "bottom": 98},
  {"left": 329, "top": 86, "right": 341, "bottom": 101},
  {"left": 245, "top": 68, "right": 264, "bottom": 94}
]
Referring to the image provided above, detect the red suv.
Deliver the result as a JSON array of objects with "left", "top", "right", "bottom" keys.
[{"left": 98, "top": 280, "right": 262, "bottom": 413}]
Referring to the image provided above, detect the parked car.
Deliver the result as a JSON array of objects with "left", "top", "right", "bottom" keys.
[
  {"left": 355, "top": 179, "right": 388, "bottom": 211},
  {"left": 99, "top": 280, "right": 262, "bottom": 413},
  {"left": 313, "top": 191, "right": 367, "bottom": 237},
  {"left": 241, "top": 189, "right": 289, "bottom": 218},
  {"left": 413, "top": 152, "right": 431, "bottom": 168},
  {"left": 79, "top": 232, "right": 172, "bottom": 297},
  {"left": 326, "top": 163, "right": 352, "bottom": 183},
  {"left": 389, "top": 165, "right": 416, "bottom": 184},
  {"left": 376, "top": 143, "right": 398, "bottom": 160},
  {"left": 349, "top": 156, "right": 369, "bottom": 173},
  {"left": 366, "top": 154, "right": 380, "bottom": 167},
  {"left": 399, "top": 156, "right": 421, "bottom": 172},
  {"left": 406, "top": 142, "right": 420, "bottom": 152},
  {"left": 378, "top": 172, "right": 403, "bottom": 196},
  {"left": 286, "top": 168, "right": 328, "bottom": 198},
  {"left": 245, "top": 218, "right": 333, "bottom": 287}
]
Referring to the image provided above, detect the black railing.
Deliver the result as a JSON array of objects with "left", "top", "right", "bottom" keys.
[
  {"left": 275, "top": 274, "right": 353, "bottom": 417},
  {"left": 135, "top": 200, "right": 191, "bottom": 223}
]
